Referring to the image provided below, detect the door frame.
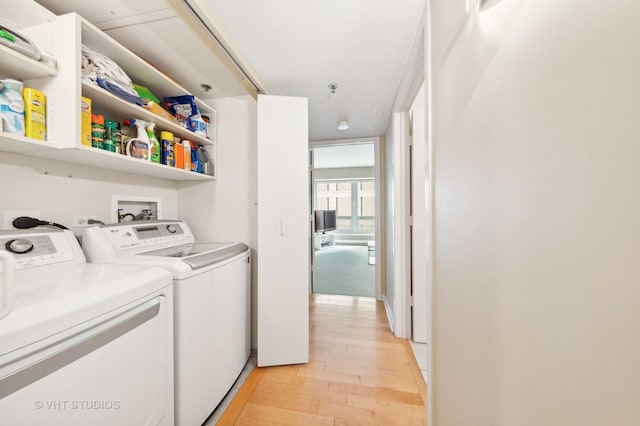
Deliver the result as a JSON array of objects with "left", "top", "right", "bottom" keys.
[{"left": 309, "top": 136, "right": 383, "bottom": 301}]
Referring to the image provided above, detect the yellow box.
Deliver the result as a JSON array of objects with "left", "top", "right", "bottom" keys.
[
  {"left": 81, "top": 96, "right": 92, "bottom": 146},
  {"left": 23, "top": 88, "right": 46, "bottom": 141},
  {"left": 143, "top": 101, "right": 178, "bottom": 123}
]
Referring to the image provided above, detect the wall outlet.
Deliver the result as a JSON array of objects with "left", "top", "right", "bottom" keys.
[
  {"left": 72, "top": 215, "right": 99, "bottom": 227},
  {"left": 3, "top": 210, "right": 41, "bottom": 229}
]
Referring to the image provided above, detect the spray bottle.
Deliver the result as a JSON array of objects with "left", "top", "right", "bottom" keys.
[
  {"left": 145, "top": 121, "right": 161, "bottom": 164},
  {"left": 123, "top": 118, "right": 151, "bottom": 160}
]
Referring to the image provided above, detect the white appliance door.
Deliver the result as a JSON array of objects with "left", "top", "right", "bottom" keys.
[
  {"left": 0, "top": 295, "right": 173, "bottom": 426},
  {"left": 257, "top": 94, "right": 310, "bottom": 367},
  {"left": 174, "top": 253, "right": 251, "bottom": 426}
]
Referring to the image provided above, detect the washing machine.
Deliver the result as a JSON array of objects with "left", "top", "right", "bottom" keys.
[
  {"left": 0, "top": 228, "right": 174, "bottom": 426},
  {"left": 82, "top": 220, "right": 251, "bottom": 426}
]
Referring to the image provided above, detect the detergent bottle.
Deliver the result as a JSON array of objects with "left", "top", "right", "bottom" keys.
[
  {"left": 123, "top": 118, "right": 151, "bottom": 160},
  {"left": 145, "top": 121, "right": 161, "bottom": 163},
  {"left": 0, "top": 79, "right": 25, "bottom": 135}
]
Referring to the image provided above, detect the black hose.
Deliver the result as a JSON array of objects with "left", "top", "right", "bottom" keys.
[{"left": 12, "top": 216, "right": 69, "bottom": 230}]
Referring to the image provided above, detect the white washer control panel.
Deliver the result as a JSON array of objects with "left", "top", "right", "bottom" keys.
[
  {"left": 101, "top": 221, "right": 194, "bottom": 251},
  {"left": 0, "top": 232, "right": 76, "bottom": 270}
]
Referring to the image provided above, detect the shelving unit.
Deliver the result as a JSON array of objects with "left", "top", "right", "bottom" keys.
[{"left": 0, "top": 12, "right": 217, "bottom": 182}]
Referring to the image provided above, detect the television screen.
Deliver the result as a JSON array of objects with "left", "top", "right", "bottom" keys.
[{"left": 314, "top": 210, "right": 336, "bottom": 232}]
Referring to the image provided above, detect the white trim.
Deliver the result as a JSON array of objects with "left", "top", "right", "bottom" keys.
[
  {"left": 410, "top": 82, "right": 428, "bottom": 344},
  {"left": 382, "top": 294, "right": 395, "bottom": 333},
  {"left": 310, "top": 136, "right": 379, "bottom": 148},
  {"left": 374, "top": 138, "right": 383, "bottom": 301},
  {"left": 392, "top": 112, "right": 411, "bottom": 338}
]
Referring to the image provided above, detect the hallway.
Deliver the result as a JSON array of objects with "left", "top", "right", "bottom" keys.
[{"left": 217, "top": 294, "right": 427, "bottom": 425}]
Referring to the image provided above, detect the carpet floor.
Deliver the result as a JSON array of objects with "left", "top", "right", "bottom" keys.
[{"left": 313, "top": 245, "right": 375, "bottom": 297}]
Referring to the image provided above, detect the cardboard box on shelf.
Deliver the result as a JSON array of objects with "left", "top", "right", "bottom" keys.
[
  {"left": 81, "top": 97, "right": 92, "bottom": 146},
  {"left": 143, "top": 101, "right": 178, "bottom": 124},
  {"left": 23, "top": 88, "right": 46, "bottom": 141}
]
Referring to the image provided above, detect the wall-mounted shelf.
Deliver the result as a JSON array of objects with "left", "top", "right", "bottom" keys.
[
  {"left": 31, "top": 145, "right": 215, "bottom": 181},
  {"left": 0, "top": 43, "right": 57, "bottom": 80},
  {"left": 0, "top": 132, "right": 62, "bottom": 154}
]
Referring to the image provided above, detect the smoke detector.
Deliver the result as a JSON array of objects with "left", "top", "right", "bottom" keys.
[{"left": 337, "top": 120, "right": 349, "bottom": 131}]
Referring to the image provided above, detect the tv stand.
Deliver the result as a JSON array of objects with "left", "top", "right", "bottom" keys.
[{"left": 314, "top": 232, "right": 335, "bottom": 250}]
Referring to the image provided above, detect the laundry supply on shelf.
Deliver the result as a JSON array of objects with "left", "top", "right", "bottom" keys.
[
  {"left": 0, "top": 79, "right": 25, "bottom": 135},
  {"left": 133, "top": 84, "right": 160, "bottom": 104},
  {"left": 174, "top": 138, "right": 184, "bottom": 169},
  {"left": 123, "top": 118, "right": 151, "bottom": 160},
  {"left": 104, "top": 119, "right": 120, "bottom": 153},
  {"left": 91, "top": 114, "right": 105, "bottom": 149},
  {"left": 160, "top": 131, "right": 174, "bottom": 167},
  {"left": 23, "top": 87, "right": 46, "bottom": 141},
  {"left": 164, "top": 95, "right": 211, "bottom": 139},
  {"left": 183, "top": 139, "right": 191, "bottom": 171},
  {"left": 81, "top": 97, "right": 92, "bottom": 146},
  {"left": 143, "top": 100, "right": 178, "bottom": 123},
  {"left": 145, "top": 121, "right": 161, "bottom": 163}
]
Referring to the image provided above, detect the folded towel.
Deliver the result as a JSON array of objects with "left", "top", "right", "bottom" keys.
[
  {"left": 97, "top": 77, "right": 145, "bottom": 106},
  {"left": 81, "top": 44, "right": 138, "bottom": 97}
]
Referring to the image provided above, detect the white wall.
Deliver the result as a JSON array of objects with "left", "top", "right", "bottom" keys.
[
  {"left": 431, "top": 1, "right": 640, "bottom": 425},
  {"left": 0, "top": 152, "right": 178, "bottom": 228},
  {"left": 178, "top": 96, "right": 258, "bottom": 347},
  {"left": 178, "top": 97, "right": 256, "bottom": 245}
]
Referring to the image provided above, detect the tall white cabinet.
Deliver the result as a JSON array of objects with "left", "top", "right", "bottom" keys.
[{"left": 257, "top": 94, "right": 309, "bottom": 367}]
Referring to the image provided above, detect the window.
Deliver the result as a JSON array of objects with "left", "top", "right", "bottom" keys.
[{"left": 315, "top": 179, "right": 374, "bottom": 235}]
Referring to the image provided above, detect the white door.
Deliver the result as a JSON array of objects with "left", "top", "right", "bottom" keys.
[
  {"left": 411, "top": 84, "right": 428, "bottom": 343},
  {"left": 257, "top": 94, "right": 309, "bottom": 367}
]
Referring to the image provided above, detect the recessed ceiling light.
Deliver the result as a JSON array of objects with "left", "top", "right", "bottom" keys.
[{"left": 337, "top": 120, "right": 349, "bottom": 131}]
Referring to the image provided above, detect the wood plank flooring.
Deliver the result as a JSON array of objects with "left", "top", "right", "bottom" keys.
[{"left": 217, "top": 294, "right": 427, "bottom": 425}]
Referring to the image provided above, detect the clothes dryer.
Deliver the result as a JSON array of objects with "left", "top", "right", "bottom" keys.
[{"left": 0, "top": 229, "right": 174, "bottom": 425}]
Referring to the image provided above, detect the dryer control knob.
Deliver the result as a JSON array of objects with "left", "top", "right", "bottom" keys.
[
  {"left": 166, "top": 225, "right": 177, "bottom": 233},
  {"left": 5, "top": 238, "right": 34, "bottom": 254}
]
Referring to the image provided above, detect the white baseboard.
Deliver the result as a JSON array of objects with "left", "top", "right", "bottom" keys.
[{"left": 382, "top": 294, "right": 395, "bottom": 333}]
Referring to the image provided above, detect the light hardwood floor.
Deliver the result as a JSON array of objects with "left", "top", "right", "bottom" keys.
[{"left": 216, "top": 294, "right": 427, "bottom": 425}]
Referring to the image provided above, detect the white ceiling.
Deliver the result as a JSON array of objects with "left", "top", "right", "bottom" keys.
[
  {"left": 34, "top": 0, "right": 426, "bottom": 141},
  {"left": 192, "top": 0, "right": 427, "bottom": 140}
]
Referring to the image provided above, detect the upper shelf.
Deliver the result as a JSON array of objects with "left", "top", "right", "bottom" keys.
[
  {"left": 79, "top": 15, "right": 213, "bottom": 115},
  {"left": 0, "top": 43, "right": 58, "bottom": 80}
]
